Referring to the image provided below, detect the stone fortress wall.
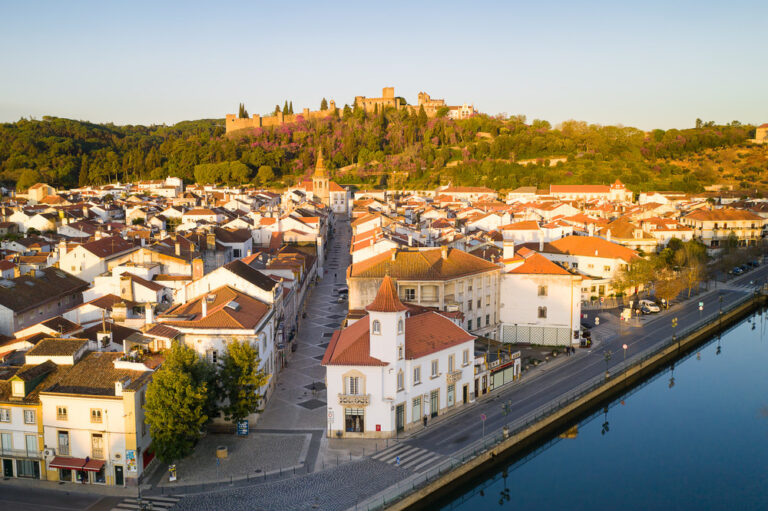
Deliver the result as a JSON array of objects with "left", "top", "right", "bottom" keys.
[{"left": 226, "top": 87, "right": 475, "bottom": 134}]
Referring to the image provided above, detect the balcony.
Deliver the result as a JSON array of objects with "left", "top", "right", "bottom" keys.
[
  {"left": 446, "top": 370, "right": 462, "bottom": 384},
  {"left": 338, "top": 393, "right": 370, "bottom": 406},
  {"left": 0, "top": 447, "right": 41, "bottom": 459}
]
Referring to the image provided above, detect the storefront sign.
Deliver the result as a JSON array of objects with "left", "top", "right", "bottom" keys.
[{"left": 237, "top": 420, "right": 249, "bottom": 436}]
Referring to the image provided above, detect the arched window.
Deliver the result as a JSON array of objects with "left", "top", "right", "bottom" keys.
[
  {"left": 397, "top": 319, "right": 404, "bottom": 334},
  {"left": 397, "top": 370, "right": 404, "bottom": 391},
  {"left": 372, "top": 319, "right": 381, "bottom": 334}
]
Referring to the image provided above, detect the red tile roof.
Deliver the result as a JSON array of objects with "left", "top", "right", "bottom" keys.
[
  {"left": 349, "top": 248, "right": 499, "bottom": 280},
  {"left": 508, "top": 253, "right": 572, "bottom": 276},
  {"left": 365, "top": 276, "right": 408, "bottom": 312},
  {"left": 549, "top": 235, "right": 639, "bottom": 263}
]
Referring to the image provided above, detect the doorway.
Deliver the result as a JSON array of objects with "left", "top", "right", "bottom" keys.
[
  {"left": 2, "top": 458, "right": 12, "bottom": 477},
  {"left": 430, "top": 390, "right": 439, "bottom": 418},
  {"left": 396, "top": 404, "right": 405, "bottom": 432},
  {"left": 463, "top": 384, "right": 469, "bottom": 404},
  {"left": 114, "top": 465, "right": 124, "bottom": 486}
]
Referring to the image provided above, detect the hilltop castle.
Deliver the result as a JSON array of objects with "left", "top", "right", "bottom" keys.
[{"left": 225, "top": 87, "right": 476, "bottom": 134}]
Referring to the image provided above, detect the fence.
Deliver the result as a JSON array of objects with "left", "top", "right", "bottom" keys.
[{"left": 356, "top": 289, "right": 760, "bottom": 510}]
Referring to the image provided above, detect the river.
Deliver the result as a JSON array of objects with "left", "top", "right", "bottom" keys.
[{"left": 438, "top": 308, "right": 768, "bottom": 511}]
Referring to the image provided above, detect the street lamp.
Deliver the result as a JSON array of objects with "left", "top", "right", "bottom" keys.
[
  {"left": 671, "top": 317, "right": 678, "bottom": 348},
  {"left": 622, "top": 343, "right": 628, "bottom": 380},
  {"left": 603, "top": 350, "right": 612, "bottom": 380}
]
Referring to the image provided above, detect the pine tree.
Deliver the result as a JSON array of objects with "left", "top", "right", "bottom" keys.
[
  {"left": 238, "top": 103, "right": 249, "bottom": 118},
  {"left": 320, "top": 97, "right": 328, "bottom": 111},
  {"left": 288, "top": 101, "right": 294, "bottom": 114},
  {"left": 78, "top": 154, "right": 89, "bottom": 187},
  {"left": 418, "top": 104, "right": 428, "bottom": 126},
  {"left": 274, "top": 104, "right": 281, "bottom": 116},
  {"left": 283, "top": 101, "right": 289, "bottom": 115},
  {"left": 373, "top": 104, "right": 378, "bottom": 116}
]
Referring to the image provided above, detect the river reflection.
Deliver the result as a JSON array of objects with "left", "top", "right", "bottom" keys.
[{"left": 439, "top": 309, "right": 768, "bottom": 511}]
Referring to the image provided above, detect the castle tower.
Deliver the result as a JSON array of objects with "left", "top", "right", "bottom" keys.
[{"left": 312, "top": 149, "right": 331, "bottom": 207}]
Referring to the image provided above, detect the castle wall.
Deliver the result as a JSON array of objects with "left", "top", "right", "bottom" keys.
[{"left": 226, "top": 103, "right": 338, "bottom": 134}]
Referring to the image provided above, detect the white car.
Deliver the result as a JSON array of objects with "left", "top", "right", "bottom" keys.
[{"left": 638, "top": 299, "right": 660, "bottom": 313}]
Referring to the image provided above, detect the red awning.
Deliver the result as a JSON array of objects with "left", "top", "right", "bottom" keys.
[
  {"left": 49, "top": 456, "right": 86, "bottom": 470},
  {"left": 83, "top": 459, "right": 105, "bottom": 472}
]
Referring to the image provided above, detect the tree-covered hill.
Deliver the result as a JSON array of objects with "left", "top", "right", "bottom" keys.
[{"left": 0, "top": 110, "right": 763, "bottom": 193}]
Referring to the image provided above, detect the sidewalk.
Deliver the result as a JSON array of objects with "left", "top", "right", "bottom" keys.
[{"left": 0, "top": 475, "right": 138, "bottom": 497}]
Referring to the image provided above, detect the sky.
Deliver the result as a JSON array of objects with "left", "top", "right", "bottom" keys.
[{"left": 1, "top": 0, "right": 767, "bottom": 130}]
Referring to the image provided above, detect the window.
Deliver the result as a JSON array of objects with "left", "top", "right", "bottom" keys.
[
  {"left": 468, "top": 319, "right": 473, "bottom": 330},
  {"left": 404, "top": 288, "right": 416, "bottom": 301},
  {"left": 412, "top": 397, "right": 422, "bottom": 423},
  {"left": 397, "top": 319, "right": 404, "bottom": 334},
  {"left": 0, "top": 408, "right": 9, "bottom": 422},
  {"left": 1, "top": 432, "right": 11, "bottom": 451},
  {"left": 210, "top": 350, "right": 218, "bottom": 364},
  {"left": 538, "top": 285, "right": 548, "bottom": 296},
  {"left": 57, "top": 406, "right": 68, "bottom": 421},
  {"left": 431, "top": 360, "right": 439, "bottom": 377},
  {"left": 467, "top": 300, "right": 472, "bottom": 311},
  {"left": 486, "top": 314, "right": 490, "bottom": 326},
  {"left": 462, "top": 349, "right": 469, "bottom": 365},
  {"left": 12, "top": 381, "right": 24, "bottom": 398},
  {"left": 372, "top": 320, "right": 381, "bottom": 335},
  {"left": 486, "top": 294, "right": 490, "bottom": 306},
  {"left": 23, "top": 410, "right": 36, "bottom": 424},
  {"left": 538, "top": 306, "right": 548, "bottom": 319},
  {"left": 91, "top": 433, "right": 104, "bottom": 459},
  {"left": 447, "top": 384, "right": 455, "bottom": 407},
  {"left": 477, "top": 299, "right": 481, "bottom": 308},
  {"left": 345, "top": 376, "right": 360, "bottom": 395},
  {"left": 398, "top": 345, "right": 404, "bottom": 360},
  {"left": 90, "top": 408, "right": 102, "bottom": 423},
  {"left": 57, "top": 431, "right": 69, "bottom": 456},
  {"left": 345, "top": 408, "right": 364, "bottom": 433},
  {"left": 448, "top": 355, "right": 455, "bottom": 372},
  {"left": 603, "top": 265, "right": 611, "bottom": 272},
  {"left": 413, "top": 366, "right": 421, "bottom": 385},
  {"left": 397, "top": 370, "right": 404, "bottom": 391}
]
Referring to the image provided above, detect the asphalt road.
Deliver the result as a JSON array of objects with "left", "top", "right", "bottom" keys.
[
  {"left": 0, "top": 484, "right": 115, "bottom": 511},
  {"left": 405, "top": 265, "right": 768, "bottom": 455}
]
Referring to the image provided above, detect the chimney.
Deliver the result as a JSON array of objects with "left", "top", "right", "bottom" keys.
[
  {"left": 606, "top": 229, "right": 612, "bottom": 242},
  {"left": 175, "top": 242, "right": 181, "bottom": 257},
  {"left": 83, "top": 205, "right": 89, "bottom": 217},
  {"left": 539, "top": 238, "right": 544, "bottom": 251},
  {"left": 503, "top": 240, "right": 515, "bottom": 260},
  {"left": 206, "top": 232, "right": 216, "bottom": 250},
  {"left": 441, "top": 245, "right": 448, "bottom": 259},
  {"left": 408, "top": 234, "right": 413, "bottom": 247},
  {"left": 588, "top": 223, "right": 595, "bottom": 236},
  {"left": 145, "top": 303, "right": 154, "bottom": 326},
  {"left": 201, "top": 296, "right": 208, "bottom": 317}
]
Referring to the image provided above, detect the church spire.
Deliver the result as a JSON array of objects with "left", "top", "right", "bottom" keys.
[{"left": 314, "top": 148, "right": 328, "bottom": 179}]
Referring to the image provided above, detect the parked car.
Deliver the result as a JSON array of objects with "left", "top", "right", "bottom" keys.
[
  {"left": 739, "top": 264, "right": 750, "bottom": 272},
  {"left": 749, "top": 260, "right": 760, "bottom": 268},
  {"left": 732, "top": 267, "right": 744, "bottom": 276},
  {"left": 638, "top": 299, "right": 660, "bottom": 313}
]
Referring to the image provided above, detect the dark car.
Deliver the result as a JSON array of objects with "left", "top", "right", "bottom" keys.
[
  {"left": 732, "top": 267, "right": 744, "bottom": 275},
  {"left": 739, "top": 264, "right": 750, "bottom": 272},
  {"left": 749, "top": 260, "right": 760, "bottom": 268}
]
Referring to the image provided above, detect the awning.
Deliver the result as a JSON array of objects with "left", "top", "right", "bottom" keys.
[
  {"left": 83, "top": 459, "right": 105, "bottom": 472},
  {"left": 49, "top": 456, "right": 86, "bottom": 470}
]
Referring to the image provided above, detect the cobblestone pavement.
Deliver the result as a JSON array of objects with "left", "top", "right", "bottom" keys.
[
  {"left": 157, "top": 432, "right": 311, "bottom": 487},
  {"left": 174, "top": 459, "right": 408, "bottom": 511}
]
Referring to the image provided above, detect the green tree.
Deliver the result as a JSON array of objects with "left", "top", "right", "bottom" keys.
[
  {"left": 436, "top": 106, "right": 450, "bottom": 118},
  {"left": 144, "top": 344, "right": 213, "bottom": 463},
  {"left": 274, "top": 104, "right": 281, "bottom": 115},
  {"left": 288, "top": 101, "right": 294, "bottom": 115},
  {"left": 257, "top": 165, "right": 275, "bottom": 186},
  {"left": 283, "top": 101, "right": 289, "bottom": 115},
  {"left": 320, "top": 97, "right": 328, "bottom": 111},
  {"left": 418, "top": 105, "right": 428, "bottom": 126},
  {"left": 78, "top": 155, "right": 89, "bottom": 187},
  {"left": 218, "top": 340, "right": 268, "bottom": 423},
  {"left": 16, "top": 169, "right": 43, "bottom": 191},
  {"left": 238, "top": 103, "right": 249, "bottom": 119}
]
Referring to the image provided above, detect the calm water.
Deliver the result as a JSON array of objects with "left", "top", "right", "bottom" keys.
[{"left": 440, "top": 309, "right": 768, "bottom": 511}]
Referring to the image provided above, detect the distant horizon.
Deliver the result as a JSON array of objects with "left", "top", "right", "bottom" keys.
[{"left": 1, "top": 1, "right": 767, "bottom": 131}]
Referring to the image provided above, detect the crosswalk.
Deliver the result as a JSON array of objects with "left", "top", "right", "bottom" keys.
[
  {"left": 370, "top": 443, "right": 444, "bottom": 472},
  {"left": 112, "top": 495, "right": 181, "bottom": 510}
]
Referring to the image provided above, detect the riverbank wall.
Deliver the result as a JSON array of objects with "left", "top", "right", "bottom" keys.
[{"left": 381, "top": 293, "right": 766, "bottom": 511}]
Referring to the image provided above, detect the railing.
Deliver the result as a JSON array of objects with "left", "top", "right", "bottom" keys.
[
  {"left": 357, "top": 289, "right": 759, "bottom": 510},
  {"left": 338, "top": 393, "right": 370, "bottom": 406},
  {"left": 0, "top": 447, "right": 41, "bottom": 459},
  {"left": 446, "top": 370, "right": 462, "bottom": 384}
]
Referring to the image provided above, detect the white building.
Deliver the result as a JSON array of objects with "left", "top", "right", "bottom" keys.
[
  {"left": 500, "top": 253, "right": 582, "bottom": 346},
  {"left": 323, "top": 277, "right": 475, "bottom": 438}
]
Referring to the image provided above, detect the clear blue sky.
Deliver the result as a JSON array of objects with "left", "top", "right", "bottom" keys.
[{"left": 1, "top": 0, "right": 766, "bottom": 130}]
